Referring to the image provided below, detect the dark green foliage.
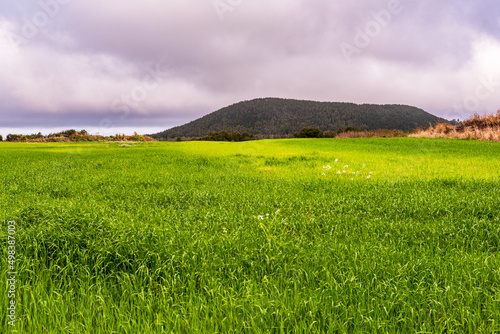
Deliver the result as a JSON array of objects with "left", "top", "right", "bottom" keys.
[
  {"left": 49, "top": 129, "right": 78, "bottom": 137},
  {"left": 5, "top": 130, "right": 154, "bottom": 142},
  {"left": 293, "top": 127, "right": 324, "bottom": 138},
  {"left": 152, "top": 98, "right": 448, "bottom": 139},
  {"left": 7, "top": 132, "right": 45, "bottom": 141},
  {"left": 30, "top": 132, "right": 45, "bottom": 139},
  {"left": 198, "top": 130, "right": 259, "bottom": 142},
  {"left": 323, "top": 131, "right": 336, "bottom": 138},
  {"left": 6, "top": 134, "right": 28, "bottom": 142}
]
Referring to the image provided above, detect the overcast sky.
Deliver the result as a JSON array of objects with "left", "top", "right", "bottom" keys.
[{"left": 1, "top": 0, "right": 499, "bottom": 136}]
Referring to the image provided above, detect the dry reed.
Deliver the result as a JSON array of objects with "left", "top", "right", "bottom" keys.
[{"left": 411, "top": 111, "right": 500, "bottom": 142}]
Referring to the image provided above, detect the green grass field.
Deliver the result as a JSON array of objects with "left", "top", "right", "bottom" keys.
[{"left": 1, "top": 138, "right": 500, "bottom": 333}]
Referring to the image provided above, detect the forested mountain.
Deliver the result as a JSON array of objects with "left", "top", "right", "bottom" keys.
[{"left": 152, "top": 98, "right": 447, "bottom": 139}]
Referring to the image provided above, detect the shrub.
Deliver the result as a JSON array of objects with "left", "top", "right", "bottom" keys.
[
  {"left": 293, "top": 127, "right": 324, "bottom": 138},
  {"left": 27, "top": 132, "right": 44, "bottom": 140},
  {"left": 113, "top": 134, "right": 126, "bottom": 141},
  {"left": 127, "top": 135, "right": 144, "bottom": 142},
  {"left": 6, "top": 134, "right": 27, "bottom": 142},
  {"left": 323, "top": 131, "right": 336, "bottom": 138}
]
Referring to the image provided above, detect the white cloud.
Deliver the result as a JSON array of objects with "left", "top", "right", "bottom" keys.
[{"left": 0, "top": 0, "right": 499, "bottom": 133}]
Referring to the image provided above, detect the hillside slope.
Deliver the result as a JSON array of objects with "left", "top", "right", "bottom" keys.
[{"left": 152, "top": 98, "right": 446, "bottom": 139}]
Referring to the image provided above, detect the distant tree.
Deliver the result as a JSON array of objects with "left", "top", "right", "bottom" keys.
[
  {"left": 240, "top": 132, "right": 256, "bottom": 141},
  {"left": 293, "top": 127, "right": 324, "bottom": 138},
  {"left": 176, "top": 137, "right": 182, "bottom": 142},
  {"left": 6, "top": 134, "right": 27, "bottom": 142},
  {"left": 27, "top": 132, "right": 44, "bottom": 140},
  {"left": 0, "top": 135, "right": 2, "bottom": 141},
  {"left": 60, "top": 129, "right": 78, "bottom": 137},
  {"left": 323, "top": 131, "right": 336, "bottom": 138}
]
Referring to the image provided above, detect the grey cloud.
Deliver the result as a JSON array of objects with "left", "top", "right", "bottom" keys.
[{"left": 1, "top": 0, "right": 500, "bottom": 134}]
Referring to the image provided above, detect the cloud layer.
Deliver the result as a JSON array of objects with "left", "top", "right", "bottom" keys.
[{"left": 1, "top": 0, "right": 499, "bottom": 135}]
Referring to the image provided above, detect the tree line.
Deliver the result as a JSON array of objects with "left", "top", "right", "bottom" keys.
[{"left": 1, "top": 130, "right": 155, "bottom": 142}]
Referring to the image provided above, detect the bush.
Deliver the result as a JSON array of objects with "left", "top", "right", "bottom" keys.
[
  {"left": 293, "top": 127, "right": 324, "bottom": 138},
  {"left": 27, "top": 132, "right": 44, "bottom": 140},
  {"left": 112, "top": 134, "right": 126, "bottom": 141},
  {"left": 323, "top": 131, "right": 336, "bottom": 138},
  {"left": 6, "top": 134, "right": 27, "bottom": 142},
  {"left": 60, "top": 129, "right": 78, "bottom": 137},
  {"left": 128, "top": 135, "right": 144, "bottom": 142}
]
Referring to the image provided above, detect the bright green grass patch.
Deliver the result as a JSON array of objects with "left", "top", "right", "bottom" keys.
[{"left": 1, "top": 138, "right": 500, "bottom": 333}]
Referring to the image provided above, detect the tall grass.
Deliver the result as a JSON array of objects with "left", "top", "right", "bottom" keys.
[
  {"left": 1, "top": 138, "right": 499, "bottom": 333},
  {"left": 413, "top": 111, "right": 500, "bottom": 141}
]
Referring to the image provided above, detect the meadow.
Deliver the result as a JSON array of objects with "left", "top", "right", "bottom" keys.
[{"left": 1, "top": 138, "right": 499, "bottom": 333}]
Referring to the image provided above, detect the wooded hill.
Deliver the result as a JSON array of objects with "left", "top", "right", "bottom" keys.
[{"left": 152, "top": 98, "right": 447, "bottom": 139}]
